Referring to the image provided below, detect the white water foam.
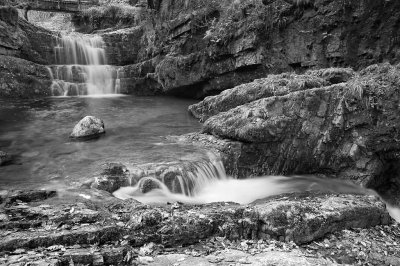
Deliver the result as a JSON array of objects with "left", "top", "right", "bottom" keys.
[
  {"left": 113, "top": 175, "right": 373, "bottom": 205},
  {"left": 113, "top": 154, "right": 400, "bottom": 222},
  {"left": 48, "top": 34, "right": 120, "bottom": 96}
]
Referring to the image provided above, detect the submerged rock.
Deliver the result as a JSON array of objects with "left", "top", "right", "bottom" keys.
[
  {"left": 0, "top": 150, "right": 11, "bottom": 166},
  {"left": 70, "top": 116, "right": 105, "bottom": 140}
]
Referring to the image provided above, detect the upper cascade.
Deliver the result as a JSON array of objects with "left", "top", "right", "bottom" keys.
[
  {"left": 54, "top": 35, "right": 107, "bottom": 65},
  {"left": 49, "top": 34, "right": 120, "bottom": 96}
]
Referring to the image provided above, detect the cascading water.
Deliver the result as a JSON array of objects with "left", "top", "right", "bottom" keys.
[
  {"left": 48, "top": 34, "right": 120, "bottom": 96},
  {"left": 113, "top": 152, "right": 389, "bottom": 208}
]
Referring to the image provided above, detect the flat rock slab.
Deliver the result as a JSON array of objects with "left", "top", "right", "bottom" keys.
[
  {"left": 150, "top": 249, "right": 337, "bottom": 266},
  {"left": 253, "top": 193, "right": 391, "bottom": 244},
  {"left": 0, "top": 188, "right": 396, "bottom": 265}
]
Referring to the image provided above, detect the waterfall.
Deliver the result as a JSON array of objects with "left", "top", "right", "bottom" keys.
[
  {"left": 49, "top": 34, "right": 120, "bottom": 96},
  {"left": 113, "top": 152, "right": 380, "bottom": 205},
  {"left": 113, "top": 152, "right": 229, "bottom": 203}
]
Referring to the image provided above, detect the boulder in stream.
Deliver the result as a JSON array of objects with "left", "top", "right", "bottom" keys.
[
  {"left": 138, "top": 177, "right": 162, "bottom": 193},
  {"left": 184, "top": 64, "right": 400, "bottom": 205},
  {"left": 91, "top": 163, "right": 130, "bottom": 193},
  {"left": 70, "top": 116, "right": 105, "bottom": 140}
]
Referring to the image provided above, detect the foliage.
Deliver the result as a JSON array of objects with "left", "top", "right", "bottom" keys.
[
  {"left": 203, "top": 0, "right": 270, "bottom": 46},
  {"left": 81, "top": 4, "right": 136, "bottom": 22}
]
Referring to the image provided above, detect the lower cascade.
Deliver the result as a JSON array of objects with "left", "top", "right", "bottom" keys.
[
  {"left": 48, "top": 34, "right": 120, "bottom": 96},
  {"left": 112, "top": 152, "right": 385, "bottom": 206}
]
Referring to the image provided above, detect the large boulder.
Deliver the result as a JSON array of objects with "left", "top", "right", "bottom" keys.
[
  {"left": 184, "top": 64, "right": 400, "bottom": 204},
  {"left": 189, "top": 68, "right": 355, "bottom": 122},
  {"left": 70, "top": 116, "right": 105, "bottom": 140}
]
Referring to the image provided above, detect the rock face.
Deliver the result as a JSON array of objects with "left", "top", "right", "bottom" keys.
[
  {"left": 70, "top": 116, "right": 105, "bottom": 140},
  {"left": 189, "top": 68, "right": 354, "bottom": 122},
  {"left": 0, "top": 6, "right": 56, "bottom": 97},
  {"left": 0, "top": 55, "right": 52, "bottom": 97},
  {"left": 68, "top": 0, "right": 400, "bottom": 98},
  {"left": 0, "top": 6, "right": 56, "bottom": 64},
  {"left": 183, "top": 64, "right": 400, "bottom": 204}
]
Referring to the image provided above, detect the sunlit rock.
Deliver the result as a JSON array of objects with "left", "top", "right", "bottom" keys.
[{"left": 70, "top": 116, "right": 105, "bottom": 140}]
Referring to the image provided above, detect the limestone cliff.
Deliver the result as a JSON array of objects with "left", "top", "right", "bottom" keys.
[
  {"left": 0, "top": 6, "right": 55, "bottom": 97},
  {"left": 77, "top": 0, "right": 400, "bottom": 98},
  {"left": 2, "top": 0, "right": 400, "bottom": 97}
]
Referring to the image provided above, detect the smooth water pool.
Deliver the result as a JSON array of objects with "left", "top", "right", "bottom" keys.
[{"left": 0, "top": 96, "right": 202, "bottom": 189}]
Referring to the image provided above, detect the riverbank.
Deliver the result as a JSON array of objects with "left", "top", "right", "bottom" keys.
[{"left": 0, "top": 188, "right": 397, "bottom": 265}]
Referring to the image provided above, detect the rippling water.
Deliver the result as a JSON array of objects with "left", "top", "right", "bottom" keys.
[{"left": 0, "top": 96, "right": 201, "bottom": 189}]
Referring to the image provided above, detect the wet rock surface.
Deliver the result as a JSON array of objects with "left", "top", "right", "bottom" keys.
[
  {"left": 184, "top": 64, "right": 400, "bottom": 204},
  {"left": 70, "top": 116, "right": 105, "bottom": 140},
  {"left": 90, "top": 156, "right": 225, "bottom": 195},
  {"left": 0, "top": 189, "right": 396, "bottom": 265},
  {"left": 0, "top": 55, "right": 52, "bottom": 97},
  {"left": 91, "top": 163, "right": 131, "bottom": 193}
]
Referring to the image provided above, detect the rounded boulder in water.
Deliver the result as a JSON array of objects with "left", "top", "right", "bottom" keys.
[
  {"left": 138, "top": 177, "right": 162, "bottom": 193},
  {"left": 70, "top": 116, "right": 105, "bottom": 140}
]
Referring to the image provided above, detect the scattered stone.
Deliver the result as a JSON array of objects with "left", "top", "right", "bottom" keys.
[{"left": 70, "top": 116, "right": 105, "bottom": 140}]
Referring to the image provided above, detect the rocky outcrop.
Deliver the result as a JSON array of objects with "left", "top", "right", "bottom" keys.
[
  {"left": 189, "top": 69, "right": 354, "bottom": 122},
  {"left": 182, "top": 64, "right": 400, "bottom": 204},
  {"left": 0, "top": 55, "right": 52, "bottom": 97},
  {"left": 70, "top": 116, "right": 106, "bottom": 140},
  {"left": 0, "top": 188, "right": 393, "bottom": 265},
  {"left": 0, "top": 6, "right": 56, "bottom": 97},
  {"left": 0, "top": 6, "right": 56, "bottom": 64},
  {"left": 83, "top": 0, "right": 400, "bottom": 98},
  {"left": 116, "top": 59, "right": 163, "bottom": 95}
]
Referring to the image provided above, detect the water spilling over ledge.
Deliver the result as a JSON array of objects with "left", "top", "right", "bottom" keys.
[{"left": 48, "top": 34, "right": 120, "bottom": 96}]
